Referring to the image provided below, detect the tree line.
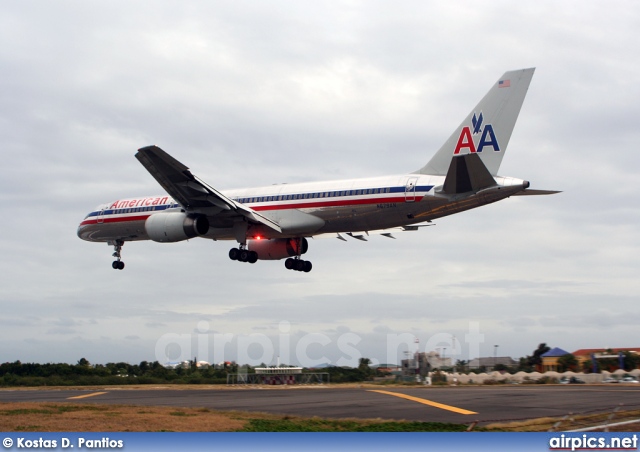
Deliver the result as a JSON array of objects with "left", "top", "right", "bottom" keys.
[
  {"left": 3, "top": 346, "right": 638, "bottom": 387},
  {"left": 0, "top": 357, "right": 377, "bottom": 387},
  {"left": 0, "top": 359, "right": 223, "bottom": 386}
]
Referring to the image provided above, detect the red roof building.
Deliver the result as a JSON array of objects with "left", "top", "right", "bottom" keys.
[
  {"left": 572, "top": 348, "right": 640, "bottom": 358},
  {"left": 572, "top": 348, "right": 640, "bottom": 371}
]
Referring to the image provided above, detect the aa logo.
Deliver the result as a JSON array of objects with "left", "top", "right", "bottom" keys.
[{"left": 453, "top": 112, "right": 500, "bottom": 154}]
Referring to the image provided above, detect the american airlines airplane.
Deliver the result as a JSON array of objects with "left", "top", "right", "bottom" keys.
[{"left": 78, "top": 68, "right": 558, "bottom": 272}]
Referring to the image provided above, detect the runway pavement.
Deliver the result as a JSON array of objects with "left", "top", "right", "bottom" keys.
[{"left": 1, "top": 385, "right": 639, "bottom": 424}]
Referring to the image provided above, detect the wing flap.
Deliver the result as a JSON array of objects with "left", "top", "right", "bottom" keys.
[{"left": 312, "top": 223, "right": 434, "bottom": 240}]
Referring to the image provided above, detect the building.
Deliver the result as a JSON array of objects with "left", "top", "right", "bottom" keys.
[
  {"left": 572, "top": 348, "right": 640, "bottom": 371},
  {"left": 373, "top": 364, "right": 401, "bottom": 374},
  {"left": 536, "top": 347, "right": 640, "bottom": 372},
  {"left": 401, "top": 352, "right": 452, "bottom": 378},
  {"left": 468, "top": 356, "right": 517, "bottom": 371},
  {"left": 424, "top": 351, "right": 452, "bottom": 369},
  {"left": 227, "top": 366, "right": 329, "bottom": 385},
  {"left": 254, "top": 366, "right": 302, "bottom": 385},
  {"left": 401, "top": 353, "right": 429, "bottom": 378},
  {"left": 540, "top": 347, "right": 570, "bottom": 372}
]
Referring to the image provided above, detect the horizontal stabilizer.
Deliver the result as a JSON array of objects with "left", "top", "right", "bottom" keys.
[
  {"left": 442, "top": 153, "right": 496, "bottom": 195},
  {"left": 511, "top": 189, "right": 561, "bottom": 196}
]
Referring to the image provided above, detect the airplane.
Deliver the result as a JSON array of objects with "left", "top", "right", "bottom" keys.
[{"left": 78, "top": 68, "right": 558, "bottom": 272}]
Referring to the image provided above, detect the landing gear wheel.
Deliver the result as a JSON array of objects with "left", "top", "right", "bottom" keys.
[
  {"left": 230, "top": 247, "right": 259, "bottom": 265},
  {"left": 110, "top": 240, "right": 125, "bottom": 270},
  {"left": 284, "top": 258, "right": 312, "bottom": 272},
  {"left": 239, "top": 249, "right": 249, "bottom": 262},
  {"left": 229, "top": 248, "right": 239, "bottom": 260},
  {"left": 248, "top": 251, "right": 258, "bottom": 264}
]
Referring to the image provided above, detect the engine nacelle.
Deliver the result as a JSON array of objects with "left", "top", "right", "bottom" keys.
[
  {"left": 248, "top": 238, "right": 308, "bottom": 260},
  {"left": 145, "top": 212, "right": 209, "bottom": 243}
]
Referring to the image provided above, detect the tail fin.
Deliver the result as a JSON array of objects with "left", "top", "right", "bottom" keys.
[{"left": 417, "top": 68, "right": 535, "bottom": 176}]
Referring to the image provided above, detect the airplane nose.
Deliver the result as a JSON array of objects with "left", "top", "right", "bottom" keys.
[{"left": 77, "top": 223, "right": 90, "bottom": 241}]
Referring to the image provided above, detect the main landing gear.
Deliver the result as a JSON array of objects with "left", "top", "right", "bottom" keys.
[
  {"left": 111, "top": 240, "right": 125, "bottom": 270},
  {"left": 229, "top": 247, "right": 258, "bottom": 264},
  {"left": 229, "top": 238, "right": 313, "bottom": 272},
  {"left": 285, "top": 257, "right": 312, "bottom": 273}
]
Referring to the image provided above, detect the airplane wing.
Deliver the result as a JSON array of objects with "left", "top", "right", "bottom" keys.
[{"left": 135, "top": 146, "right": 282, "bottom": 233}]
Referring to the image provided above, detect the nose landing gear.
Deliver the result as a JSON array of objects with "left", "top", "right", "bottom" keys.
[{"left": 110, "top": 240, "right": 125, "bottom": 270}]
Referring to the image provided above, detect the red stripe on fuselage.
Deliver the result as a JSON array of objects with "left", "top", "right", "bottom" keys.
[
  {"left": 80, "top": 195, "right": 425, "bottom": 226},
  {"left": 251, "top": 195, "right": 422, "bottom": 211},
  {"left": 79, "top": 214, "right": 151, "bottom": 226}
]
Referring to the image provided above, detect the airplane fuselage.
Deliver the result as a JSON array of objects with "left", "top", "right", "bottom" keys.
[{"left": 78, "top": 172, "right": 528, "bottom": 243}]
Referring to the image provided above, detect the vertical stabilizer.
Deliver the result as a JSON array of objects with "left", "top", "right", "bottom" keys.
[{"left": 417, "top": 68, "right": 535, "bottom": 176}]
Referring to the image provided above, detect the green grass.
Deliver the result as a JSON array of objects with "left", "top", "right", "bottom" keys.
[
  {"left": 237, "top": 418, "right": 486, "bottom": 432},
  {"left": 169, "top": 411, "right": 196, "bottom": 417},
  {"left": 0, "top": 405, "right": 112, "bottom": 417},
  {"left": 0, "top": 408, "right": 54, "bottom": 416},
  {"left": 43, "top": 404, "right": 109, "bottom": 413},
  {"left": 14, "top": 425, "right": 42, "bottom": 431}
]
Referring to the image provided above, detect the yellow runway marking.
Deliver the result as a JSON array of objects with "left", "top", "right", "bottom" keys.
[
  {"left": 368, "top": 390, "right": 477, "bottom": 415},
  {"left": 67, "top": 392, "right": 107, "bottom": 400}
]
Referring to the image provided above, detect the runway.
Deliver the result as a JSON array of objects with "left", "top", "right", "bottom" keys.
[{"left": 2, "top": 385, "right": 639, "bottom": 424}]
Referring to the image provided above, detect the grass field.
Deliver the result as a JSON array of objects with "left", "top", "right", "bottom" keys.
[
  {"left": 0, "top": 402, "right": 483, "bottom": 432},
  {"left": 2, "top": 401, "right": 639, "bottom": 432}
]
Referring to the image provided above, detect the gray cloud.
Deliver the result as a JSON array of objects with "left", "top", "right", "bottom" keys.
[{"left": 1, "top": 1, "right": 639, "bottom": 365}]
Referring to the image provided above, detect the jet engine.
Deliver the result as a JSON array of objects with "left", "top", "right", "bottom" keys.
[
  {"left": 145, "top": 212, "right": 209, "bottom": 243},
  {"left": 248, "top": 237, "right": 308, "bottom": 260}
]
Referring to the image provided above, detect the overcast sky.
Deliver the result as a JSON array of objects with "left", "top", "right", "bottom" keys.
[{"left": 2, "top": 1, "right": 639, "bottom": 367}]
